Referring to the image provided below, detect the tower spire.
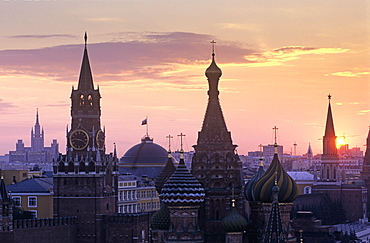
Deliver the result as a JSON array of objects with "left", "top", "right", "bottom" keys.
[
  {"left": 78, "top": 32, "right": 94, "bottom": 91},
  {"left": 36, "top": 108, "right": 39, "bottom": 125},
  {"left": 323, "top": 94, "right": 337, "bottom": 156}
]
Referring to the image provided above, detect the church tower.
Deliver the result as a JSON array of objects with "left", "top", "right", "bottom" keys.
[
  {"left": 53, "top": 33, "right": 118, "bottom": 243},
  {"left": 320, "top": 95, "right": 339, "bottom": 182},
  {"left": 191, "top": 43, "right": 244, "bottom": 242},
  {"left": 31, "top": 109, "right": 44, "bottom": 152}
]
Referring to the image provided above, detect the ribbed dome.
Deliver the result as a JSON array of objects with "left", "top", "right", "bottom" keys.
[
  {"left": 253, "top": 153, "right": 298, "bottom": 203},
  {"left": 151, "top": 204, "right": 171, "bottom": 230},
  {"left": 120, "top": 136, "right": 168, "bottom": 167},
  {"left": 221, "top": 207, "right": 248, "bottom": 232},
  {"left": 205, "top": 54, "right": 222, "bottom": 79},
  {"left": 244, "top": 164, "right": 265, "bottom": 201},
  {"left": 160, "top": 154, "right": 205, "bottom": 206}
]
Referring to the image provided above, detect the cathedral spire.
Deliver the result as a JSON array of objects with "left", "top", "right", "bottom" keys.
[{"left": 78, "top": 32, "right": 94, "bottom": 91}]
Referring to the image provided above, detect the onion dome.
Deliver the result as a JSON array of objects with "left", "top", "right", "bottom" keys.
[
  {"left": 253, "top": 148, "right": 298, "bottom": 203},
  {"left": 160, "top": 151, "right": 205, "bottom": 206},
  {"left": 205, "top": 52, "right": 222, "bottom": 79},
  {"left": 244, "top": 158, "right": 265, "bottom": 201},
  {"left": 151, "top": 204, "right": 171, "bottom": 230},
  {"left": 221, "top": 199, "right": 248, "bottom": 232}
]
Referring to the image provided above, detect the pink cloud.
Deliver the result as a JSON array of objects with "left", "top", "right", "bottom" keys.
[{"left": 0, "top": 32, "right": 255, "bottom": 86}]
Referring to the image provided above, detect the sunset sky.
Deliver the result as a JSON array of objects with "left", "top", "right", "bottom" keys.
[{"left": 0, "top": 1, "right": 369, "bottom": 157}]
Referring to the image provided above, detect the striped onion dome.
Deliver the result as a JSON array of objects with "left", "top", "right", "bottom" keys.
[
  {"left": 160, "top": 151, "right": 205, "bottom": 206},
  {"left": 221, "top": 202, "right": 248, "bottom": 232},
  {"left": 151, "top": 204, "right": 171, "bottom": 230},
  {"left": 244, "top": 160, "right": 265, "bottom": 201},
  {"left": 253, "top": 152, "right": 298, "bottom": 203}
]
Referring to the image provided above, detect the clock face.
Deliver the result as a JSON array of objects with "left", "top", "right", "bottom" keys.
[
  {"left": 96, "top": 130, "right": 105, "bottom": 150},
  {"left": 70, "top": 129, "right": 89, "bottom": 150}
]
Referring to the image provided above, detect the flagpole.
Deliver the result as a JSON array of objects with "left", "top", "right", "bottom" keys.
[{"left": 146, "top": 116, "right": 148, "bottom": 137}]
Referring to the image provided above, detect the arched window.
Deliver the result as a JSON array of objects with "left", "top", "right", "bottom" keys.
[
  {"left": 87, "top": 94, "right": 93, "bottom": 105},
  {"left": 79, "top": 94, "right": 84, "bottom": 106}
]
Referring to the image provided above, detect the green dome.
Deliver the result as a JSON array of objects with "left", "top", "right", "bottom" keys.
[
  {"left": 151, "top": 204, "right": 170, "bottom": 230},
  {"left": 221, "top": 207, "right": 248, "bottom": 232}
]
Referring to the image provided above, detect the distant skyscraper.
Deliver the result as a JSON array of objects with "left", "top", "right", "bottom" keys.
[
  {"left": 191, "top": 45, "right": 244, "bottom": 242},
  {"left": 8, "top": 110, "right": 58, "bottom": 164}
]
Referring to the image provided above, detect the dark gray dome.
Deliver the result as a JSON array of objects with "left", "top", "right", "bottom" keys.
[{"left": 120, "top": 136, "right": 168, "bottom": 167}]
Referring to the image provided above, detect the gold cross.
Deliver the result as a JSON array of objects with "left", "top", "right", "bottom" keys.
[
  {"left": 166, "top": 135, "right": 173, "bottom": 152},
  {"left": 210, "top": 40, "right": 216, "bottom": 54},
  {"left": 177, "top": 133, "right": 186, "bottom": 151}
]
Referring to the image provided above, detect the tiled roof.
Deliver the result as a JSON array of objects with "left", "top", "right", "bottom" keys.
[{"left": 6, "top": 178, "right": 53, "bottom": 193}]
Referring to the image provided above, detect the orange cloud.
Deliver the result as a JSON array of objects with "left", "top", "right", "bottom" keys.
[
  {"left": 325, "top": 71, "right": 369, "bottom": 77},
  {"left": 245, "top": 46, "right": 348, "bottom": 67}
]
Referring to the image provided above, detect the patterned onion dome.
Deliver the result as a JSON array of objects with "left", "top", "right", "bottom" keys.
[
  {"left": 151, "top": 204, "right": 171, "bottom": 230},
  {"left": 205, "top": 53, "right": 222, "bottom": 79},
  {"left": 160, "top": 152, "right": 205, "bottom": 206},
  {"left": 253, "top": 153, "right": 298, "bottom": 203},
  {"left": 244, "top": 162, "right": 265, "bottom": 201},
  {"left": 221, "top": 205, "right": 248, "bottom": 232}
]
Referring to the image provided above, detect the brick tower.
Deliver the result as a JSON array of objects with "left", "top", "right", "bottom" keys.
[{"left": 53, "top": 33, "right": 118, "bottom": 243}]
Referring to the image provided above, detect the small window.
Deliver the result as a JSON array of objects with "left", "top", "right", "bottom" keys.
[
  {"left": 13, "top": 197, "right": 21, "bottom": 207},
  {"left": 304, "top": 186, "right": 312, "bottom": 194},
  {"left": 29, "top": 210, "right": 37, "bottom": 219},
  {"left": 28, "top": 196, "right": 37, "bottom": 207}
]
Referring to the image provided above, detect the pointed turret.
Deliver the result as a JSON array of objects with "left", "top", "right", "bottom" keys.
[
  {"left": 320, "top": 95, "right": 339, "bottom": 182},
  {"left": 78, "top": 32, "right": 94, "bottom": 91},
  {"left": 323, "top": 94, "right": 338, "bottom": 158}
]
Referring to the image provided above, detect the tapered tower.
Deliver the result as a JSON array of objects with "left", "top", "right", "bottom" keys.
[
  {"left": 191, "top": 43, "right": 244, "bottom": 242},
  {"left": 31, "top": 109, "right": 44, "bottom": 152},
  {"left": 53, "top": 33, "right": 118, "bottom": 243},
  {"left": 320, "top": 94, "right": 339, "bottom": 182}
]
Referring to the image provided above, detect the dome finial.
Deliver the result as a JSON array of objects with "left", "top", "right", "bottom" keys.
[
  {"left": 177, "top": 133, "right": 186, "bottom": 159},
  {"left": 210, "top": 40, "right": 216, "bottom": 57},
  {"left": 231, "top": 187, "right": 236, "bottom": 207},
  {"left": 273, "top": 126, "right": 279, "bottom": 154},
  {"left": 258, "top": 143, "right": 264, "bottom": 166},
  {"left": 166, "top": 134, "right": 173, "bottom": 155},
  {"left": 328, "top": 93, "right": 331, "bottom": 101}
]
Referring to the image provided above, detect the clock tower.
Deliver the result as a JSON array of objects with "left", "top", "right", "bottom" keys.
[
  {"left": 67, "top": 32, "right": 105, "bottom": 157},
  {"left": 53, "top": 33, "right": 118, "bottom": 243}
]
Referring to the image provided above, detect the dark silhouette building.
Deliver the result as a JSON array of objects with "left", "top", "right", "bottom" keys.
[
  {"left": 312, "top": 95, "right": 367, "bottom": 222},
  {"left": 191, "top": 46, "right": 245, "bottom": 242}
]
